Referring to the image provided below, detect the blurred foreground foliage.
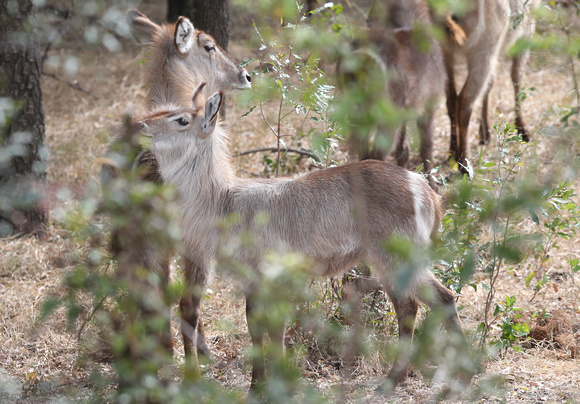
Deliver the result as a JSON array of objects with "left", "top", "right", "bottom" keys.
[{"left": 0, "top": 0, "right": 577, "bottom": 402}]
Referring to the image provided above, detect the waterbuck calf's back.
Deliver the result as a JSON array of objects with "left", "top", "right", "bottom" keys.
[{"left": 139, "top": 86, "right": 469, "bottom": 390}]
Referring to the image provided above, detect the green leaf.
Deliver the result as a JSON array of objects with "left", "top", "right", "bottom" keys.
[
  {"left": 525, "top": 272, "right": 536, "bottom": 287},
  {"left": 528, "top": 208, "right": 539, "bottom": 224}
]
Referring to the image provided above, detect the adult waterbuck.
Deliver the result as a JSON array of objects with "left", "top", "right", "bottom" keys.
[
  {"left": 103, "top": 10, "right": 251, "bottom": 358},
  {"left": 443, "top": 0, "right": 539, "bottom": 170},
  {"left": 339, "top": 0, "right": 446, "bottom": 188},
  {"left": 137, "top": 85, "right": 470, "bottom": 390}
]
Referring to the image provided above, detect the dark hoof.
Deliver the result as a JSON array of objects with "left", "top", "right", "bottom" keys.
[
  {"left": 517, "top": 124, "right": 530, "bottom": 142},
  {"left": 521, "top": 131, "right": 530, "bottom": 142}
]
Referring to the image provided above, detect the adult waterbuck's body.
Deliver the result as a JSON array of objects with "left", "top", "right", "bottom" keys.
[
  {"left": 138, "top": 85, "right": 470, "bottom": 390},
  {"left": 340, "top": 0, "right": 445, "bottom": 188},
  {"left": 443, "top": 0, "right": 539, "bottom": 169},
  {"left": 103, "top": 10, "right": 251, "bottom": 357}
]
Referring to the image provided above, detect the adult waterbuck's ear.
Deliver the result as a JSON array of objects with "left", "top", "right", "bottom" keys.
[
  {"left": 201, "top": 92, "right": 223, "bottom": 135},
  {"left": 127, "top": 9, "right": 161, "bottom": 43},
  {"left": 175, "top": 16, "right": 195, "bottom": 54}
]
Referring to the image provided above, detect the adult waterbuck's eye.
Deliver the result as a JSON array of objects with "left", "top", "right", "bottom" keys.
[
  {"left": 175, "top": 117, "right": 189, "bottom": 126},
  {"left": 204, "top": 44, "right": 215, "bottom": 53}
]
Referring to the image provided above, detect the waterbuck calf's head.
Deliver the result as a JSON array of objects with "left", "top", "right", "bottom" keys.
[
  {"left": 140, "top": 83, "right": 223, "bottom": 149},
  {"left": 127, "top": 10, "right": 251, "bottom": 106}
]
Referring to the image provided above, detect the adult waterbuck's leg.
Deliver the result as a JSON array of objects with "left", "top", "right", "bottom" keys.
[
  {"left": 478, "top": 77, "right": 493, "bottom": 146},
  {"left": 455, "top": 42, "right": 497, "bottom": 170},
  {"left": 418, "top": 104, "right": 437, "bottom": 188},
  {"left": 444, "top": 49, "right": 459, "bottom": 161},
  {"left": 394, "top": 125, "right": 410, "bottom": 168},
  {"left": 511, "top": 53, "right": 530, "bottom": 141}
]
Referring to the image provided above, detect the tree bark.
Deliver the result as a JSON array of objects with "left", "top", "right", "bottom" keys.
[
  {"left": 167, "top": 0, "right": 231, "bottom": 51},
  {"left": 0, "top": 0, "right": 48, "bottom": 237},
  {"left": 167, "top": 0, "right": 188, "bottom": 23}
]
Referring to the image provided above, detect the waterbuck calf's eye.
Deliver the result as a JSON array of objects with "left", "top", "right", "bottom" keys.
[
  {"left": 175, "top": 117, "right": 189, "bottom": 126},
  {"left": 204, "top": 44, "right": 215, "bottom": 53}
]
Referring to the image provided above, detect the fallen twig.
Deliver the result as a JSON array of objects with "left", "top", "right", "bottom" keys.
[
  {"left": 234, "top": 147, "right": 321, "bottom": 162},
  {"left": 43, "top": 71, "right": 92, "bottom": 96}
]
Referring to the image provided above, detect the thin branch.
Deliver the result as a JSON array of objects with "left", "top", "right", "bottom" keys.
[
  {"left": 76, "top": 295, "right": 106, "bottom": 342},
  {"left": 276, "top": 95, "right": 284, "bottom": 177},
  {"left": 238, "top": 168, "right": 263, "bottom": 178},
  {"left": 234, "top": 147, "right": 321, "bottom": 162},
  {"left": 43, "top": 71, "right": 92, "bottom": 96}
]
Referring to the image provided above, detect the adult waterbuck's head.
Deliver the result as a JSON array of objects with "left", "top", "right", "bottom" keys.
[{"left": 127, "top": 10, "right": 251, "bottom": 107}]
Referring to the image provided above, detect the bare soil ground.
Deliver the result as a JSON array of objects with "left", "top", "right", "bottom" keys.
[{"left": 1, "top": 2, "right": 579, "bottom": 403}]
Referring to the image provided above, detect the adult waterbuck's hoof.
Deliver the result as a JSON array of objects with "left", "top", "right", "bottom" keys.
[{"left": 519, "top": 127, "right": 531, "bottom": 143}]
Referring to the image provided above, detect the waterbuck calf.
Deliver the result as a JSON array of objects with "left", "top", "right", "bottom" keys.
[
  {"left": 138, "top": 85, "right": 469, "bottom": 389},
  {"left": 103, "top": 10, "right": 251, "bottom": 358},
  {"left": 443, "top": 0, "right": 539, "bottom": 169}
]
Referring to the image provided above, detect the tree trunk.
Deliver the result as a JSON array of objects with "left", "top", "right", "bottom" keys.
[
  {"left": 167, "top": 0, "right": 231, "bottom": 51},
  {"left": 0, "top": 0, "right": 48, "bottom": 238},
  {"left": 167, "top": 0, "right": 187, "bottom": 23}
]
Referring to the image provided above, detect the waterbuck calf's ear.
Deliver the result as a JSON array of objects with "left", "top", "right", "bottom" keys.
[
  {"left": 201, "top": 92, "right": 223, "bottom": 135},
  {"left": 175, "top": 16, "right": 195, "bottom": 54},
  {"left": 127, "top": 9, "right": 161, "bottom": 43}
]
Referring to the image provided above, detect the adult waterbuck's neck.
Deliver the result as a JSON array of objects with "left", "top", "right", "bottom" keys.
[{"left": 128, "top": 10, "right": 252, "bottom": 107}]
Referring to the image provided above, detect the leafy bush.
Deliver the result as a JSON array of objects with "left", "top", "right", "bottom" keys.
[{"left": 26, "top": 0, "right": 580, "bottom": 401}]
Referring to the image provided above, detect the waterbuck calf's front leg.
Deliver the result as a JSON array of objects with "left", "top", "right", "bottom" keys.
[{"left": 179, "top": 258, "right": 211, "bottom": 364}]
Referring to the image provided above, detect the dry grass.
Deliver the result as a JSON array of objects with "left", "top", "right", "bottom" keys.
[{"left": 1, "top": 2, "right": 579, "bottom": 403}]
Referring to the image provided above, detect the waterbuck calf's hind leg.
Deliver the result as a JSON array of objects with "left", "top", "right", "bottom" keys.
[
  {"left": 379, "top": 270, "right": 467, "bottom": 390},
  {"left": 384, "top": 292, "right": 419, "bottom": 385}
]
